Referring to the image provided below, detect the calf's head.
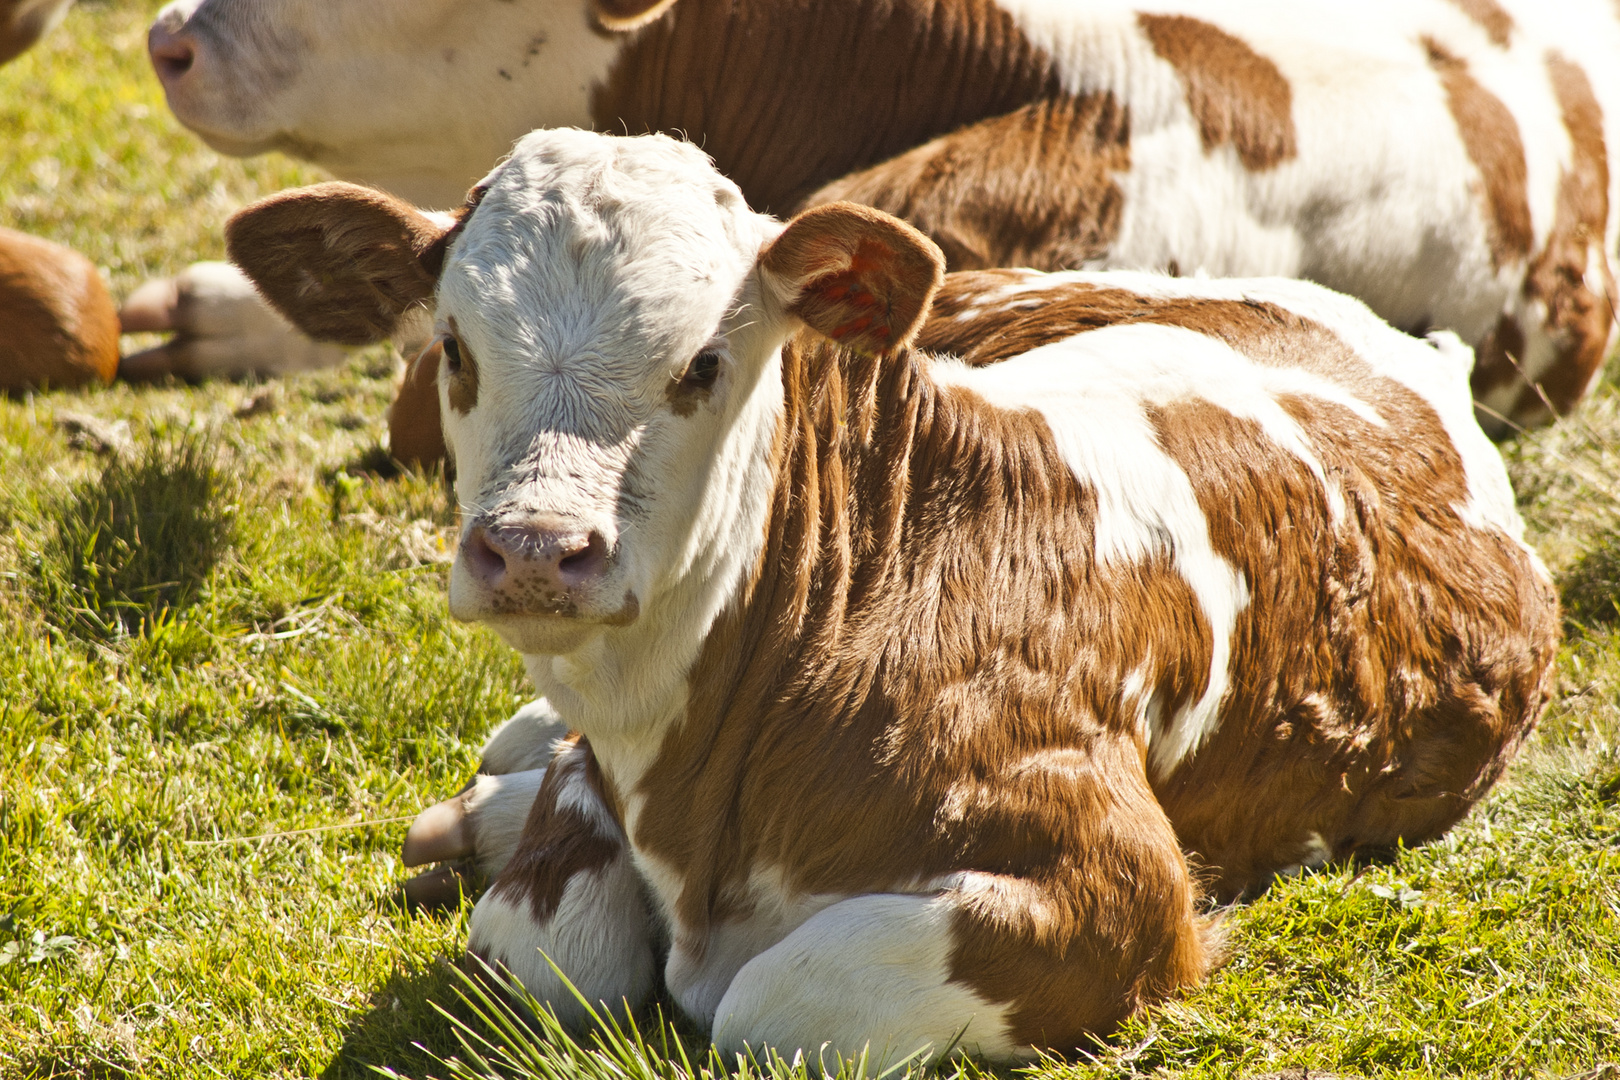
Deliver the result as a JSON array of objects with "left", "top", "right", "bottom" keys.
[{"left": 228, "top": 130, "right": 942, "bottom": 655}]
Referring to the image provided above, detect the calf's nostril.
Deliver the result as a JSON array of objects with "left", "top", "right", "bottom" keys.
[
  {"left": 461, "top": 526, "right": 509, "bottom": 585},
  {"left": 556, "top": 531, "right": 608, "bottom": 580}
]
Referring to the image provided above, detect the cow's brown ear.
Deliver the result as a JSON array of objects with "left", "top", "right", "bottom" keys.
[
  {"left": 226, "top": 182, "right": 452, "bottom": 346},
  {"left": 760, "top": 202, "right": 945, "bottom": 354},
  {"left": 388, "top": 339, "right": 448, "bottom": 469},
  {"left": 591, "top": 0, "right": 679, "bottom": 31}
]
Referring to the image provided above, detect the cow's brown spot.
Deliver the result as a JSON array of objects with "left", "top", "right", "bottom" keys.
[
  {"left": 1446, "top": 0, "right": 1514, "bottom": 48},
  {"left": 1425, "top": 37, "right": 1532, "bottom": 269},
  {"left": 486, "top": 736, "right": 624, "bottom": 923},
  {"left": 1137, "top": 14, "right": 1297, "bottom": 171},
  {"left": 592, "top": 0, "right": 1065, "bottom": 214},
  {"left": 803, "top": 93, "right": 1131, "bottom": 272},
  {"left": 0, "top": 227, "right": 119, "bottom": 392},
  {"left": 1519, "top": 53, "right": 1615, "bottom": 420}
]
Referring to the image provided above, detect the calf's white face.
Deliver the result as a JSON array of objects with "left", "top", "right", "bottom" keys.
[
  {"left": 148, "top": 0, "right": 641, "bottom": 205},
  {"left": 226, "top": 130, "right": 943, "bottom": 661},
  {"left": 434, "top": 132, "right": 784, "bottom": 655}
]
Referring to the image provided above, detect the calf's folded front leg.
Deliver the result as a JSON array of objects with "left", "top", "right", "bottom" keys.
[
  {"left": 402, "top": 698, "right": 569, "bottom": 906},
  {"left": 466, "top": 736, "right": 655, "bottom": 1027}
]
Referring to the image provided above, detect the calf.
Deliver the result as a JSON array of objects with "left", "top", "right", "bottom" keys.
[
  {"left": 159, "top": 0, "right": 1619, "bottom": 435},
  {"left": 228, "top": 130, "right": 1557, "bottom": 1057}
]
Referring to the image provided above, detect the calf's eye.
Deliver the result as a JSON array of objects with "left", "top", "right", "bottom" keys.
[
  {"left": 681, "top": 349, "right": 721, "bottom": 389},
  {"left": 442, "top": 335, "right": 463, "bottom": 375}
]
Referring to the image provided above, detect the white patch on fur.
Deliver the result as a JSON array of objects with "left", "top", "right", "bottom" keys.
[
  {"left": 711, "top": 893, "right": 1018, "bottom": 1066},
  {"left": 461, "top": 768, "right": 547, "bottom": 881},
  {"left": 467, "top": 852, "right": 656, "bottom": 1027},
  {"left": 479, "top": 698, "right": 570, "bottom": 775},
  {"left": 666, "top": 865, "right": 843, "bottom": 1026}
]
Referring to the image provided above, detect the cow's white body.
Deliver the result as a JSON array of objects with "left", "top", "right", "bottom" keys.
[
  {"left": 227, "top": 130, "right": 1558, "bottom": 1060},
  {"left": 158, "top": 0, "right": 1620, "bottom": 430}
]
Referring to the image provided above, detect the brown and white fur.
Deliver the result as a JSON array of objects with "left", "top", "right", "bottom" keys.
[
  {"left": 158, "top": 0, "right": 1620, "bottom": 437},
  {"left": 227, "top": 130, "right": 1557, "bottom": 1059}
]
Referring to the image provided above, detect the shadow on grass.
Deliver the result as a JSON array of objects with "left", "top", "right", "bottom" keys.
[
  {"left": 35, "top": 428, "right": 233, "bottom": 639},
  {"left": 319, "top": 953, "right": 468, "bottom": 1080}
]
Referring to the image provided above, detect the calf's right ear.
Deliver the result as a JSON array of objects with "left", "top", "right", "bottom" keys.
[{"left": 225, "top": 182, "right": 453, "bottom": 346}]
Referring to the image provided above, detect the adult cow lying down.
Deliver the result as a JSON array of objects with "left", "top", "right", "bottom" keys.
[
  {"left": 157, "top": 0, "right": 1618, "bottom": 442},
  {"left": 228, "top": 131, "right": 1557, "bottom": 1057}
]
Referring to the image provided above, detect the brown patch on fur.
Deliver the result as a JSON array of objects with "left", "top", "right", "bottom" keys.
[
  {"left": 1425, "top": 37, "right": 1533, "bottom": 269},
  {"left": 920, "top": 272, "right": 1559, "bottom": 896},
  {"left": 1137, "top": 14, "right": 1296, "bottom": 171},
  {"left": 802, "top": 94, "right": 1131, "bottom": 272},
  {"left": 444, "top": 319, "right": 480, "bottom": 416},
  {"left": 1517, "top": 53, "right": 1615, "bottom": 420},
  {"left": 225, "top": 181, "right": 452, "bottom": 345},
  {"left": 763, "top": 203, "right": 946, "bottom": 353},
  {"left": 0, "top": 227, "right": 119, "bottom": 392},
  {"left": 0, "top": 0, "right": 68, "bottom": 65},
  {"left": 1446, "top": 0, "right": 1514, "bottom": 48},
  {"left": 592, "top": 0, "right": 1066, "bottom": 214},
  {"left": 485, "top": 736, "right": 624, "bottom": 923},
  {"left": 390, "top": 340, "right": 448, "bottom": 467}
]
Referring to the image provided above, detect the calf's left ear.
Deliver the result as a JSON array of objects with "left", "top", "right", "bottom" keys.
[
  {"left": 760, "top": 202, "right": 945, "bottom": 354},
  {"left": 226, "top": 182, "right": 456, "bottom": 346}
]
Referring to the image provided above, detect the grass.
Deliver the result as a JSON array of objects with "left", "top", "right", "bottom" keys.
[{"left": 1, "top": 1, "right": 1618, "bottom": 1078}]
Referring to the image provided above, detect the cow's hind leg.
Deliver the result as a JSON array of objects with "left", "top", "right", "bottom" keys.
[
  {"left": 712, "top": 868, "right": 1208, "bottom": 1065},
  {"left": 467, "top": 736, "right": 655, "bottom": 1026}
]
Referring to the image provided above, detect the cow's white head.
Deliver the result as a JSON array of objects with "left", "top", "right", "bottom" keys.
[
  {"left": 227, "top": 130, "right": 942, "bottom": 657},
  {"left": 148, "top": 0, "right": 677, "bottom": 206}
]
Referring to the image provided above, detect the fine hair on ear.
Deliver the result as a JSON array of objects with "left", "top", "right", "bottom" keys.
[
  {"left": 760, "top": 202, "right": 946, "bottom": 354},
  {"left": 225, "top": 182, "right": 455, "bottom": 346}
]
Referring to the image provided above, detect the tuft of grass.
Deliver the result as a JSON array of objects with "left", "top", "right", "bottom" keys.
[
  {"left": 1562, "top": 525, "right": 1620, "bottom": 626},
  {"left": 38, "top": 427, "right": 234, "bottom": 637},
  {"left": 408, "top": 959, "right": 963, "bottom": 1080}
]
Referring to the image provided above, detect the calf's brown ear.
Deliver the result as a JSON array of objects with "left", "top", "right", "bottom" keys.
[
  {"left": 591, "top": 0, "right": 679, "bottom": 30},
  {"left": 760, "top": 202, "right": 945, "bottom": 354},
  {"left": 225, "top": 182, "right": 453, "bottom": 346}
]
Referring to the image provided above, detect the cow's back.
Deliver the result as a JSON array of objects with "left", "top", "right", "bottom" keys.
[{"left": 920, "top": 269, "right": 1559, "bottom": 896}]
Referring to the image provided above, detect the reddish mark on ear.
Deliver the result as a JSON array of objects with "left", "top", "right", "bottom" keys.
[{"left": 831, "top": 315, "right": 877, "bottom": 340}]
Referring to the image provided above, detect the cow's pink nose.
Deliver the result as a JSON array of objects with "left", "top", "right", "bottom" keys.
[
  {"left": 461, "top": 520, "right": 609, "bottom": 600},
  {"left": 148, "top": 24, "right": 196, "bottom": 82}
]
